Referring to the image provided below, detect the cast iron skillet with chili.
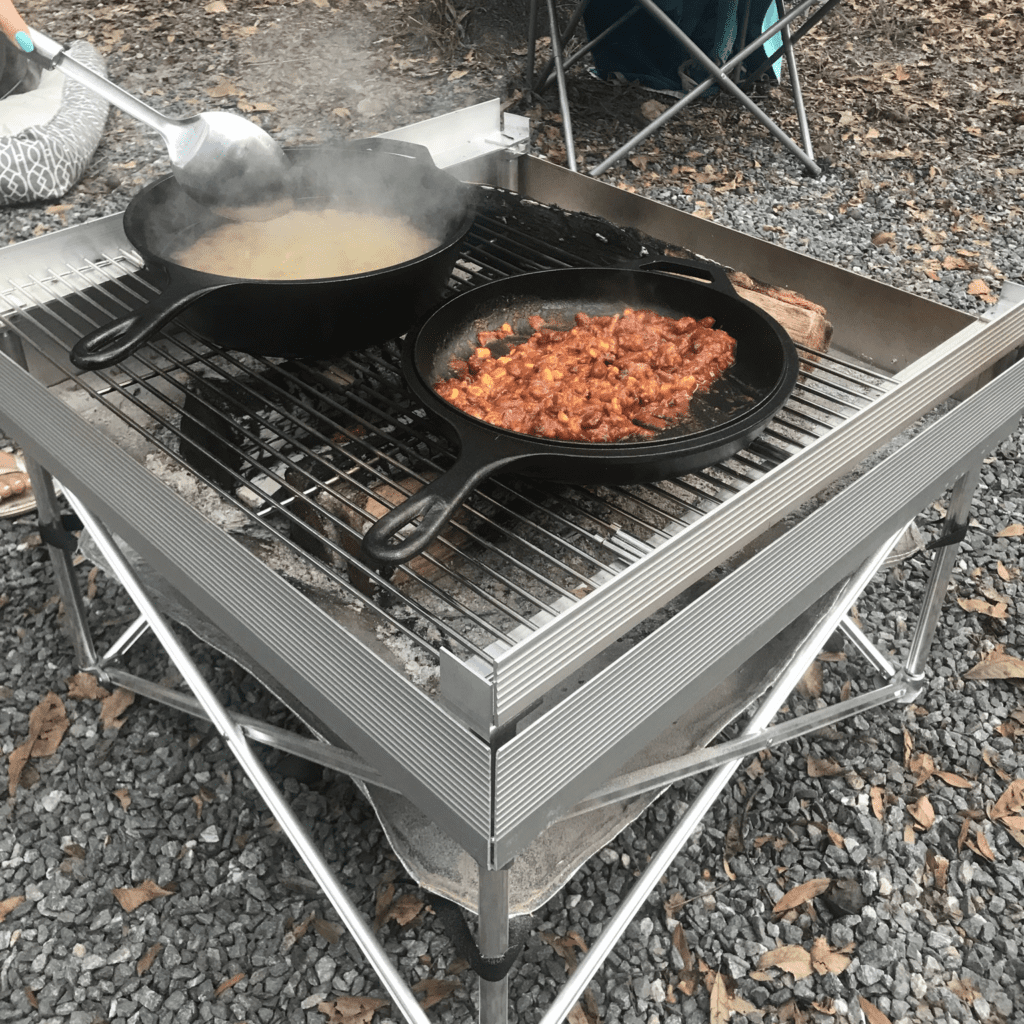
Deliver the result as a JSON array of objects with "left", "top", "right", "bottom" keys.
[
  {"left": 362, "top": 257, "right": 801, "bottom": 566},
  {"left": 70, "top": 139, "right": 474, "bottom": 370}
]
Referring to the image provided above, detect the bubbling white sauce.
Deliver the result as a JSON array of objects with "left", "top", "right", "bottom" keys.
[{"left": 173, "top": 208, "right": 439, "bottom": 279}]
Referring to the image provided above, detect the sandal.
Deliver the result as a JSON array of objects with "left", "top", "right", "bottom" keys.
[{"left": 0, "top": 450, "right": 36, "bottom": 519}]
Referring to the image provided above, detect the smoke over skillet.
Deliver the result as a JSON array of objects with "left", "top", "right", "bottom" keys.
[{"left": 70, "top": 139, "right": 476, "bottom": 370}]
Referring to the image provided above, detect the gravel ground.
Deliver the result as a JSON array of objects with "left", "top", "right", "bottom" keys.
[{"left": 2, "top": 2, "right": 1023, "bottom": 1024}]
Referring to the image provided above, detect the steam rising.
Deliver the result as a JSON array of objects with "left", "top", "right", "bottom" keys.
[{"left": 133, "top": 142, "right": 473, "bottom": 280}]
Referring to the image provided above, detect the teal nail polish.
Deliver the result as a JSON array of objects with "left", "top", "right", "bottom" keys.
[{"left": 15, "top": 31, "right": 33, "bottom": 53}]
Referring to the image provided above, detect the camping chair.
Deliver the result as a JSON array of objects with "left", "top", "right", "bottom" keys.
[{"left": 525, "top": 0, "right": 842, "bottom": 176}]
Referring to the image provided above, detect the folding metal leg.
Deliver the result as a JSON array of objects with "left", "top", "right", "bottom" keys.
[
  {"left": 905, "top": 463, "right": 984, "bottom": 682},
  {"left": 478, "top": 868, "right": 511, "bottom": 1024},
  {"left": 532, "top": 531, "right": 898, "bottom": 1024},
  {"left": 0, "top": 331, "right": 96, "bottom": 668},
  {"left": 60, "top": 487, "right": 434, "bottom": 1024}
]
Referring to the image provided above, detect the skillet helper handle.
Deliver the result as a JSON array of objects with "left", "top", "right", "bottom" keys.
[
  {"left": 629, "top": 255, "right": 739, "bottom": 298},
  {"left": 362, "top": 446, "right": 519, "bottom": 566},
  {"left": 70, "top": 279, "right": 225, "bottom": 371}
]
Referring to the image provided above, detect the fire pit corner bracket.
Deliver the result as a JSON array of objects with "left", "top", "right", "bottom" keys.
[{"left": 439, "top": 647, "right": 495, "bottom": 735}]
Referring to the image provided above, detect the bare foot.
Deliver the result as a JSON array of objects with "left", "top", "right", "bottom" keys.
[{"left": 0, "top": 451, "right": 30, "bottom": 503}]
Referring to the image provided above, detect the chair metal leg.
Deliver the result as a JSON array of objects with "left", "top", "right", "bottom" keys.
[
  {"left": 776, "top": 0, "right": 815, "bottom": 162},
  {"left": 535, "top": 0, "right": 835, "bottom": 178},
  {"left": 545, "top": 0, "right": 579, "bottom": 172},
  {"left": 526, "top": 0, "right": 539, "bottom": 93}
]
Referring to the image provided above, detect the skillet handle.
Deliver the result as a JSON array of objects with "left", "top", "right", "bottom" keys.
[
  {"left": 70, "top": 279, "right": 226, "bottom": 370},
  {"left": 628, "top": 255, "right": 739, "bottom": 297},
  {"left": 362, "top": 446, "right": 520, "bottom": 566}
]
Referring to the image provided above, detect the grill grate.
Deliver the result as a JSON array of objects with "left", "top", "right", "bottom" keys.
[{"left": 1, "top": 186, "right": 896, "bottom": 672}]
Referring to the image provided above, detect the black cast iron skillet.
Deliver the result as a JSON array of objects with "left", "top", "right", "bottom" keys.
[
  {"left": 362, "top": 257, "right": 800, "bottom": 565},
  {"left": 70, "top": 139, "right": 474, "bottom": 370}
]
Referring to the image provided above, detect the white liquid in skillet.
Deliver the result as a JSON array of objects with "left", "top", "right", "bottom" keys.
[{"left": 172, "top": 208, "right": 439, "bottom": 280}]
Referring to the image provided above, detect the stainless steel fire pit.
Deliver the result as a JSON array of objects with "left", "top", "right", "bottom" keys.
[{"left": 2, "top": 99, "right": 1023, "bottom": 1024}]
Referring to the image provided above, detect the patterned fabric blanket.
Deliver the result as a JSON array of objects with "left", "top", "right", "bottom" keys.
[
  {"left": 583, "top": 0, "right": 784, "bottom": 94},
  {"left": 0, "top": 41, "right": 109, "bottom": 204}
]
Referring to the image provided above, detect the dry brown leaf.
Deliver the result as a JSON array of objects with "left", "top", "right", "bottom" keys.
[
  {"left": 908, "top": 751, "right": 934, "bottom": 783},
  {"left": 758, "top": 945, "right": 813, "bottom": 980},
  {"left": 566, "top": 1004, "right": 591, "bottom": 1024},
  {"left": 902, "top": 728, "right": 914, "bottom": 766},
  {"left": 778, "top": 1000, "right": 810, "bottom": 1024},
  {"left": 113, "top": 788, "right": 131, "bottom": 810},
  {"left": 8, "top": 692, "right": 69, "bottom": 795},
  {"left": 136, "top": 942, "right": 162, "bottom": 976},
  {"left": 24, "top": 987, "right": 38, "bottom": 1009},
  {"left": 772, "top": 877, "right": 832, "bottom": 914},
  {"left": 965, "top": 652, "right": 1024, "bottom": 680},
  {"left": 810, "top": 936, "right": 852, "bottom": 976},
  {"left": 871, "top": 231, "right": 896, "bottom": 246},
  {"left": 859, "top": 995, "right": 893, "bottom": 1024},
  {"left": 957, "top": 596, "right": 1007, "bottom": 618},
  {"left": 807, "top": 756, "right": 844, "bottom": 778},
  {"left": 909, "top": 795, "right": 935, "bottom": 830},
  {"left": 640, "top": 99, "right": 668, "bottom": 122},
  {"left": 994, "top": 522, "right": 1024, "bottom": 537},
  {"left": 100, "top": 688, "right": 135, "bottom": 730},
  {"left": 111, "top": 878, "right": 175, "bottom": 913},
  {"left": 206, "top": 78, "right": 245, "bottom": 98},
  {"left": 990, "top": 779, "right": 1024, "bottom": 822},
  {"left": 373, "top": 881, "right": 395, "bottom": 930},
  {"left": 708, "top": 970, "right": 756, "bottom": 1024},
  {"left": 797, "top": 662, "right": 822, "bottom": 698},
  {"left": 968, "top": 829, "right": 996, "bottom": 862},
  {"left": 67, "top": 671, "right": 110, "bottom": 700},
  {"left": 412, "top": 978, "right": 460, "bottom": 1010},
  {"left": 0, "top": 894, "right": 26, "bottom": 923},
  {"left": 664, "top": 892, "right": 688, "bottom": 919},
  {"left": 934, "top": 770, "right": 973, "bottom": 789},
  {"left": 541, "top": 929, "right": 589, "bottom": 972},
  {"left": 870, "top": 786, "right": 886, "bottom": 821},
  {"left": 385, "top": 893, "right": 424, "bottom": 928},
  {"left": 205, "top": 1, "right": 228, "bottom": 12},
  {"left": 948, "top": 976, "right": 980, "bottom": 1004},
  {"left": 314, "top": 916, "right": 342, "bottom": 944},
  {"left": 673, "top": 922, "right": 695, "bottom": 974},
  {"left": 927, "top": 850, "right": 950, "bottom": 891},
  {"left": 214, "top": 972, "right": 245, "bottom": 997},
  {"left": 318, "top": 995, "right": 390, "bottom": 1024}
]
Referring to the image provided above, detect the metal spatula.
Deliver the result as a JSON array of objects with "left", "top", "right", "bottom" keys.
[{"left": 0, "top": 1, "right": 290, "bottom": 219}]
